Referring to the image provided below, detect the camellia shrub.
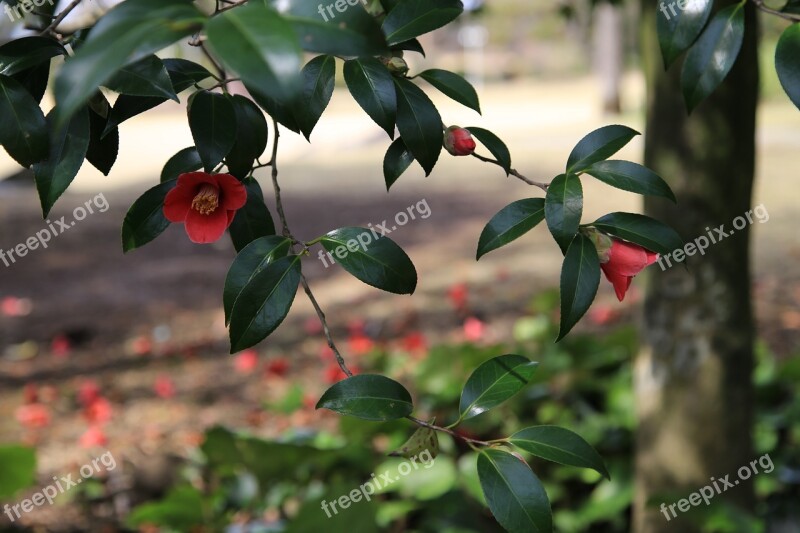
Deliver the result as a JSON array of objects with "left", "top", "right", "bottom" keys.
[{"left": 0, "top": 0, "right": 797, "bottom": 530}]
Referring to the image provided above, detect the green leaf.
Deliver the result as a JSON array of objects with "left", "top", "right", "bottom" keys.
[
  {"left": 104, "top": 55, "right": 178, "bottom": 101},
  {"left": 566, "top": 125, "right": 640, "bottom": 174},
  {"left": 590, "top": 212, "right": 683, "bottom": 257},
  {"left": 583, "top": 160, "right": 676, "bottom": 202},
  {"left": 458, "top": 354, "right": 539, "bottom": 420},
  {"left": 122, "top": 180, "right": 177, "bottom": 253},
  {"left": 316, "top": 374, "right": 413, "bottom": 421},
  {"left": 228, "top": 177, "right": 276, "bottom": 253},
  {"left": 246, "top": 84, "right": 301, "bottom": 133},
  {"left": 294, "top": 55, "right": 336, "bottom": 140},
  {"left": 477, "top": 449, "right": 552, "bottom": 533},
  {"left": 187, "top": 91, "right": 237, "bottom": 172},
  {"left": 384, "top": 137, "right": 414, "bottom": 190},
  {"left": 0, "top": 36, "right": 65, "bottom": 76},
  {"left": 320, "top": 227, "right": 417, "bottom": 295},
  {"left": 389, "top": 425, "right": 439, "bottom": 459},
  {"left": 776, "top": 24, "right": 800, "bottom": 110},
  {"left": 510, "top": 426, "right": 610, "bottom": 480},
  {"left": 205, "top": 2, "right": 302, "bottom": 103},
  {"left": 557, "top": 234, "right": 600, "bottom": 341},
  {"left": 226, "top": 95, "right": 269, "bottom": 179},
  {"left": 477, "top": 198, "right": 545, "bottom": 259},
  {"left": 126, "top": 486, "right": 206, "bottom": 530},
  {"left": 163, "top": 58, "right": 215, "bottom": 92},
  {"left": 545, "top": 173, "right": 583, "bottom": 254},
  {"left": 418, "top": 69, "right": 481, "bottom": 113},
  {"left": 392, "top": 38, "right": 426, "bottom": 56},
  {"left": 0, "top": 74, "right": 49, "bottom": 168},
  {"left": 657, "top": 0, "right": 713, "bottom": 68},
  {"left": 681, "top": 3, "right": 745, "bottom": 113},
  {"left": 224, "top": 235, "right": 291, "bottom": 325},
  {"left": 0, "top": 445, "right": 36, "bottom": 499},
  {"left": 34, "top": 107, "right": 90, "bottom": 217},
  {"left": 467, "top": 126, "right": 511, "bottom": 175},
  {"left": 86, "top": 96, "right": 119, "bottom": 176},
  {"left": 161, "top": 147, "right": 203, "bottom": 183},
  {"left": 344, "top": 57, "right": 397, "bottom": 138},
  {"left": 229, "top": 255, "right": 302, "bottom": 352},
  {"left": 382, "top": 0, "right": 464, "bottom": 46},
  {"left": 53, "top": 0, "right": 204, "bottom": 126},
  {"left": 393, "top": 77, "right": 442, "bottom": 176},
  {"left": 12, "top": 62, "right": 50, "bottom": 104}
]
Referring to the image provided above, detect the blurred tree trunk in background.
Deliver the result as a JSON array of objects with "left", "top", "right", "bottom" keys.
[
  {"left": 593, "top": 1, "right": 624, "bottom": 113},
  {"left": 635, "top": 1, "right": 759, "bottom": 532}
]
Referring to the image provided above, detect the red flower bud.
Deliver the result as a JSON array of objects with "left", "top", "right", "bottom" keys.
[
  {"left": 600, "top": 238, "right": 658, "bottom": 301},
  {"left": 444, "top": 126, "right": 476, "bottom": 156}
]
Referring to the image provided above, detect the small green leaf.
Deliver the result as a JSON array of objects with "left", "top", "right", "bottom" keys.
[
  {"left": 418, "top": 69, "right": 480, "bottom": 113},
  {"left": 229, "top": 255, "right": 302, "bottom": 352},
  {"left": 459, "top": 354, "right": 539, "bottom": 420},
  {"left": 294, "top": 55, "right": 336, "bottom": 140},
  {"left": 0, "top": 36, "right": 65, "bottom": 76},
  {"left": 0, "top": 74, "right": 49, "bottom": 168},
  {"left": 467, "top": 127, "right": 511, "bottom": 175},
  {"left": 382, "top": 0, "right": 464, "bottom": 46},
  {"left": 681, "top": 3, "right": 745, "bottom": 113},
  {"left": 316, "top": 374, "right": 413, "bottom": 421},
  {"left": 225, "top": 95, "right": 269, "bottom": 179},
  {"left": 187, "top": 91, "right": 237, "bottom": 172},
  {"left": 545, "top": 173, "right": 583, "bottom": 254},
  {"left": 223, "top": 235, "right": 291, "bottom": 325},
  {"left": 320, "top": 227, "right": 417, "bottom": 295},
  {"left": 228, "top": 177, "right": 276, "bottom": 253},
  {"left": 104, "top": 55, "right": 178, "bottom": 101},
  {"left": 477, "top": 448, "right": 552, "bottom": 533},
  {"left": 557, "top": 234, "right": 600, "bottom": 341},
  {"left": 584, "top": 160, "right": 676, "bottom": 202},
  {"left": 776, "top": 24, "right": 800, "bottom": 110},
  {"left": 394, "top": 77, "right": 442, "bottom": 176},
  {"left": 122, "top": 180, "right": 177, "bottom": 253},
  {"left": 657, "top": 0, "right": 713, "bottom": 68},
  {"left": 590, "top": 212, "right": 683, "bottom": 257},
  {"left": 566, "top": 125, "right": 639, "bottom": 174},
  {"left": 0, "top": 445, "right": 36, "bottom": 499},
  {"left": 390, "top": 426, "right": 439, "bottom": 459},
  {"left": 86, "top": 95, "right": 119, "bottom": 176},
  {"left": 477, "top": 198, "right": 545, "bottom": 259},
  {"left": 344, "top": 57, "right": 397, "bottom": 138},
  {"left": 510, "top": 426, "right": 610, "bottom": 480},
  {"left": 161, "top": 147, "right": 203, "bottom": 183},
  {"left": 384, "top": 137, "right": 414, "bottom": 190}
]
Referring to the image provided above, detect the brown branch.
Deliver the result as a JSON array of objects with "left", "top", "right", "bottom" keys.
[
  {"left": 471, "top": 152, "right": 550, "bottom": 191},
  {"left": 405, "top": 416, "right": 493, "bottom": 447},
  {"left": 40, "top": 0, "right": 83, "bottom": 36},
  {"left": 752, "top": 0, "right": 800, "bottom": 21}
]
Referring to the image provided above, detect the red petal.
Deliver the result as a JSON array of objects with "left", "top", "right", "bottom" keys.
[
  {"left": 184, "top": 206, "right": 229, "bottom": 243},
  {"left": 601, "top": 264, "right": 632, "bottom": 302},
  {"left": 163, "top": 183, "right": 196, "bottom": 222},
  {"left": 605, "top": 240, "right": 652, "bottom": 276},
  {"left": 216, "top": 174, "right": 247, "bottom": 211},
  {"left": 177, "top": 172, "right": 218, "bottom": 189},
  {"left": 226, "top": 209, "right": 236, "bottom": 228}
]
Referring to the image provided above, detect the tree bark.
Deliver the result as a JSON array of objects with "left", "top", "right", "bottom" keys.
[
  {"left": 593, "top": 1, "right": 624, "bottom": 114},
  {"left": 634, "top": 1, "right": 760, "bottom": 532}
]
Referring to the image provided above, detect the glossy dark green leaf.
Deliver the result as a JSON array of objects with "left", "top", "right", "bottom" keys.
[
  {"left": 584, "top": 160, "right": 676, "bottom": 202},
  {"left": 53, "top": 0, "right": 204, "bottom": 126},
  {"left": 510, "top": 426, "right": 610, "bottom": 480},
  {"left": 590, "top": 212, "right": 683, "bottom": 256},
  {"left": 320, "top": 227, "right": 417, "bottom": 294},
  {"left": 657, "top": 0, "right": 713, "bottom": 68},
  {"left": 316, "top": 374, "right": 413, "bottom": 421},
  {"left": 392, "top": 38, "right": 426, "bottom": 56},
  {"left": 393, "top": 77, "right": 442, "bottom": 176},
  {"left": 545, "top": 173, "right": 583, "bottom": 254},
  {"left": 86, "top": 95, "right": 119, "bottom": 176},
  {"left": 566, "top": 125, "right": 639, "bottom": 174},
  {"left": 681, "top": 3, "right": 745, "bottom": 113},
  {"left": 382, "top": 0, "right": 463, "bottom": 46},
  {"left": 459, "top": 354, "right": 539, "bottom": 420},
  {"left": 776, "top": 24, "right": 800, "bottom": 110},
  {"left": 205, "top": 2, "right": 302, "bottom": 103},
  {"left": 467, "top": 126, "right": 511, "bottom": 175},
  {"left": 122, "top": 180, "right": 177, "bottom": 253},
  {"left": 228, "top": 177, "right": 276, "bottom": 253},
  {"left": 477, "top": 449, "right": 552, "bottom": 533},
  {"left": 384, "top": 137, "right": 414, "bottom": 190},
  {"left": 477, "top": 198, "right": 545, "bottom": 259},
  {"left": 0, "top": 445, "right": 36, "bottom": 499},
  {"left": 188, "top": 91, "right": 237, "bottom": 172},
  {"left": 418, "top": 69, "right": 480, "bottom": 113},
  {"left": 246, "top": 84, "right": 301, "bottom": 133},
  {"left": 344, "top": 57, "right": 397, "bottom": 138},
  {"left": 0, "top": 74, "right": 48, "bottom": 168},
  {"left": 229, "top": 255, "right": 302, "bottom": 352},
  {"left": 11, "top": 62, "right": 50, "bottom": 104},
  {"left": 161, "top": 147, "right": 203, "bottom": 183},
  {"left": 33, "top": 107, "right": 90, "bottom": 217},
  {"left": 557, "top": 234, "right": 600, "bottom": 341},
  {"left": 104, "top": 55, "right": 178, "bottom": 101},
  {"left": 163, "top": 58, "right": 215, "bottom": 92},
  {"left": 224, "top": 235, "right": 291, "bottom": 325},
  {"left": 0, "top": 36, "right": 65, "bottom": 76},
  {"left": 784, "top": 0, "right": 800, "bottom": 14},
  {"left": 226, "top": 95, "right": 269, "bottom": 179},
  {"left": 294, "top": 55, "right": 336, "bottom": 140}
]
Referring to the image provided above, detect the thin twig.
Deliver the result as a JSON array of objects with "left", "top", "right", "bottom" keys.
[
  {"left": 301, "top": 276, "right": 353, "bottom": 377},
  {"left": 471, "top": 152, "right": 550, "bottom": 191},
  {"left": 406, "top": 416, "right": 493, "bottom": 447},
  {"left": 751, "top": 0, "right": 800, "bottom": 21},
  {"left": 40, "top": 0, "right": 83, "bottom": 36}
]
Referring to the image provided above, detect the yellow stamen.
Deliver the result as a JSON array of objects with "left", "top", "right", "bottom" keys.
[{"left": 191, "top": 184, "right": 219, "bottom": 215}]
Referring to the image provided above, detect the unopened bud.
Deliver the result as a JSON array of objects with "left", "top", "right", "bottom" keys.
[
  {"left": 444, "top": 126, "right": 476, "bottom": 156},
  {"left": 384, "top": 56, "right": 409, "bottom": 76},
  {"left": 581, "top": 227, "right": 613, "bottom": 263}
]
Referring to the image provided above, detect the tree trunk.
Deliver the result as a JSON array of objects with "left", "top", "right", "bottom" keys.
[
  {"left": 634, "top": 2, "right": 759, "bottom": 532},
  {"left": 593, "top": 1, "right": 624, "bottom": 114}
]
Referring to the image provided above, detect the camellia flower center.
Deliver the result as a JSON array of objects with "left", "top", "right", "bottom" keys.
[{"left": 191, "top": 184, "right": 219, "bottom": 215}]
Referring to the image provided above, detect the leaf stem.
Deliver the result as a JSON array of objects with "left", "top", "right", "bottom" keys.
[
  {"left": 751, "top": 0, "right": 800, "bottom": 21},
  {"left": 40, "top": 0, "right": 83, "bottom": 36},
  {"left": 406, "top": 415, "right": 492, "bottom": 447}
]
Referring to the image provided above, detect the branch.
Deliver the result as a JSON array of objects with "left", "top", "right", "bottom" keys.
[
  {"left": 471, "top": 152, "right": 550, "bottom": 191},
  {"left": 751, "top": 0, "right": 800, "bottom": 21},
  {"left": 405, "top": 416, "right": 493, "bottom": 447},
  {"left": 40, "top": 0, "right": 83, "bottom": 36}
]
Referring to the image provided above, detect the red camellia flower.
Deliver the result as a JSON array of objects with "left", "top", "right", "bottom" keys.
[
  {"left": 163, "top": 172, "right": 247, "bottom": 244},
  {"left": 600, "top": 238, "right": 659, "bottom": 302},
  {"left": 444, "top": 126, "right": 477, "bottom": 156}
]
